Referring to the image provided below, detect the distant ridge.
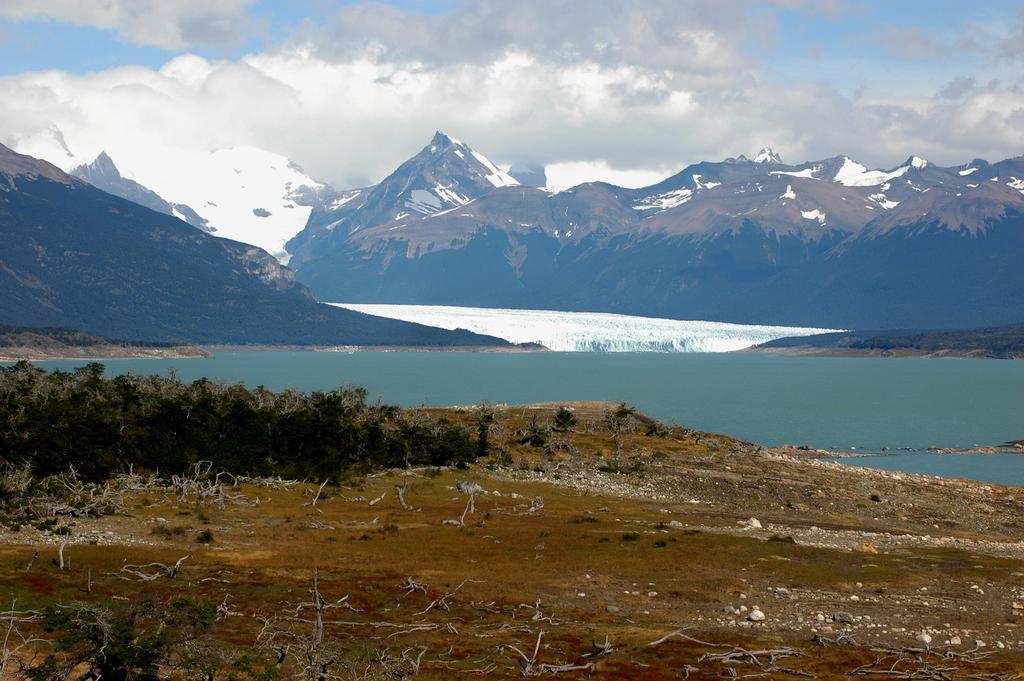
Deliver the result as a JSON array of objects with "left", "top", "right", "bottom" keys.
[{"left": 288, "top": 134, "right": 1024, "bottom": 330}]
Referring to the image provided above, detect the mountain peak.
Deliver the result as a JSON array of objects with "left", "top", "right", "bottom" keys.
[
  {"left": 753, "top": 146, "right": 783, "bottom": 164},
  {"left": 907, "top": 155, "right": 929, "bottom": 169},
  {"left": 78, "top": 151, "right": 121, "bottom": 178},
  {"left": 430, "top": 130, "right": 463, "bottom": 149}
]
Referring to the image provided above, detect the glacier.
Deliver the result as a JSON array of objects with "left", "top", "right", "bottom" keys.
[{"left": 331, "top": 304, "right": 839, "bottom": 352}]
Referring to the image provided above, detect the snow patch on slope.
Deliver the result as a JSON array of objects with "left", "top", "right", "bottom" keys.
[
  {"left": 833, "top": 158, "right": 910, "bottom": 187},
  {"left": 770, "top": 166, "right": 819, "bottom": 179},
  {"left": 868, "top": 193, "right": 899, "bottom": 209},
  {"left": 331, "top": 304, "right": 839, "bottom": 352},
  {"left": 470, "top": 149, "right": 519, "bottom": 187},
  {"left": 800, "top": 209, "right": 826, "bottom": 224},
  {"left": 634, "top": 188, "right": 693, "bottom": 211}
]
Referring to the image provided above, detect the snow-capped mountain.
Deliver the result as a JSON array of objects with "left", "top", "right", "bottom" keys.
[
  {"left": 12, "top": 128, "right": 328, "bottom": 263},
  {"left": 286, "top": 131, "right": 519, "bottom": 267},
  {"left": 291, "top": 139, "right": 1024, "bottom": 330},
  {"left": 115, "top": 146, "right": 329, "bottom": 263},
  {"left": 0, "top": 143, "right": 501, "bottom": 348}
]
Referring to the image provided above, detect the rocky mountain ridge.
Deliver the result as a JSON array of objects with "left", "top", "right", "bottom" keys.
[{"left": 288, "top": 135, "right": 1024, "bottom": 329}]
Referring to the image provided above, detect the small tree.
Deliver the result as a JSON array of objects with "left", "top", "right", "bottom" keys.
[
  {"left": 603, "top": 403, "right": 636, "bottom": 458},
  {"left": 552, "top": 407, "right": 577, "bottom": 432},
  {"left": 518, "top": 412, "right": 548, "bottom": 447},
  {"left": 475, "top": 405, "right": 495, "bottom": 458}
]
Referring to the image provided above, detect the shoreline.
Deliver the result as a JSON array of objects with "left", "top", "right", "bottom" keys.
[
  {"left": 0, "top": 342, "right": 544, "bottom": 361},
  {"left": 0, "top": 345, "right": 211, "bottom": 361},
  {"left": 744, "top": 346, "right": 1023, "bottom": 360},
  {"left": 7, "top": 342, "right": 1020, "bottom": 361},
  {"left": 201, "top": 342, "right": 548, "bottom": 353}
]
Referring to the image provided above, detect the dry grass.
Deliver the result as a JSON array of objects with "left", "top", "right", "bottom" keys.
[{"left": 3, "top": 403, "right": 1024, "bottom": 679}]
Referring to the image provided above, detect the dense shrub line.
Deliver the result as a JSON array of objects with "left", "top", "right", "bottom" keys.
[{"left": 0, "top": 362, "right": 476, "bottom": 482}]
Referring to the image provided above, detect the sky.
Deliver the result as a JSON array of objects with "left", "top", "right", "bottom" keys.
[{"left": 0, "top": 0, "right": 1022, "bottom": 189}]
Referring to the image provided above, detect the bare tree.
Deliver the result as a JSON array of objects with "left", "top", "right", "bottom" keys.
[
  {"left": 444, "top": 481, "right": 482, "bottom": 528},
  {"left": 0, "top": 600, "right": 45, "bottom": 679},
  {"left": 256, "top": 569, "right": 353, "bottom": 681},
  {"left": 603, "top": 403, "right": 636, "bottom": 458}
]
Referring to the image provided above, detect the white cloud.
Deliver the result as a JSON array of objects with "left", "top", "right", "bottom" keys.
[
  {"left": 0, "top": 2, "right": 1022, "bottom": 193},
  {"left": 545, "top": 161, "right": 672, "bottom": 190},
  {"left": 0, "top": 0, "right": 258, "bottom": 49}
]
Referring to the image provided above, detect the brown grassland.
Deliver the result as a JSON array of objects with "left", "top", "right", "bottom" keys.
[{"left": 3, "top": 402, "right": 1024, "bottom": 679}]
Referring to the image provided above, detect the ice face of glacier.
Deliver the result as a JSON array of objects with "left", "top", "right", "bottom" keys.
[{"left": 331, "top": 304, "right": 839, "bottom": 352}]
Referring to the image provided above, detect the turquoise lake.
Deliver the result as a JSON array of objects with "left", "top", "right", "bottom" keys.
[
  {"left": 828, "top": 453, "right": 1024, "bottom": 486},
  {"left": 23, "top": 351, "right": 1023, "bottom": 452}
]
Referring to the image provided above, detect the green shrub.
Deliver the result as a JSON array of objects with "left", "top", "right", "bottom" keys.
[{"left": 0, "top": 361, "right": 478, "bottom": 483}]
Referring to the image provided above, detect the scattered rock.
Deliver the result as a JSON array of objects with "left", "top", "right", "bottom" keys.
[
  {"left": 916, "top": 632, "right": 932, "bottom": 645},
  {"left": 856, "top": 543, "right": 879, "bottom": 554},
  {"left": 748, "top": 609, "right": 765, "bottom": 622},
  {"left": 741, "top": 517, "right": 762, "bottom": 529},
  {"left": 457, "top": 481, "right": 483, "bottom": 495},
  {"left": 833, "top": 611, "right": 855, "bottom": 624}
]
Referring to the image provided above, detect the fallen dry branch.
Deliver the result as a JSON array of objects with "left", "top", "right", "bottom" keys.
[
  {"left": 396, "top": 483, "right": 415, "bottom": 511},
  {"left": 118, "top": 555, "right": 189, "bottom": 581},
  {"left": 401, "top": 576, "right": 428, "bottom": 596},
  {"left": 648, "top": 629, "right": 731, "bottom": 648},
  {"left": 581, "top": 635, "right": 612, "bottom": 658},
  {"left": 416, "top": 579, "right": 482, "bottom": 615},
  {"left": 498, "top": 630, "right": 595, "bottom": 677},
  {"left": 304, "top": 479, "right": 329, "bottom": 507},
  {"left": 698, "top": 645, "right": 805, "bottom": 667}
]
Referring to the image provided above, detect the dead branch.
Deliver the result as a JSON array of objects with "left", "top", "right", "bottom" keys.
[
  {"left": 395, "top": 484, "right": 415, "bottom": 511},
  {"left": 1, "top": 599, "right": 46, "bottom": 679},
  {"left": 519, "top": 497, "right": 544, "bottom": 516},
  {"left": 581, "top": 635, "right": 613, "bottom": 658},
  {"left": 118, "top": 555, "right": 189, "bottom": 581},
  {"left": 304, "top": 480, "right": 329, "bottom": 508},
  {"left": 401, "top": 577, "right": 428, "bottom": 596},
  {"left": 648, "top": 629, "right": 731, "bottom": 648},
  {"left": 698, "top": 646, "right": 805, "bottom": 667},
  {"left": 415, "top": 580, "right": 482, "bottom": 615},
  {"left": 444, "top": 482, "right": 481, "bottom": 528}
]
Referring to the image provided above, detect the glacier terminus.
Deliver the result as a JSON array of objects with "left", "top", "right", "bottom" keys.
[{"left": 332, "top": 304, "right": 838, "bottom": 352}]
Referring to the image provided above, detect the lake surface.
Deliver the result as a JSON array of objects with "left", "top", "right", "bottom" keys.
[
  {"left": 828, "top": 453, "right": 1024, "bottom": 487},
  {"left": 21, "top": 351, "right": 1023, "bottom": 451}
]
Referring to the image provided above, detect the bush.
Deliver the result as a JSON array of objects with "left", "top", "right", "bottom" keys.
[
  {"left": 0, "top": 362, "right": 477, "bottom": 483},
  {"left": 553, "top": 407, "right": 577, "bottom": 432}
]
